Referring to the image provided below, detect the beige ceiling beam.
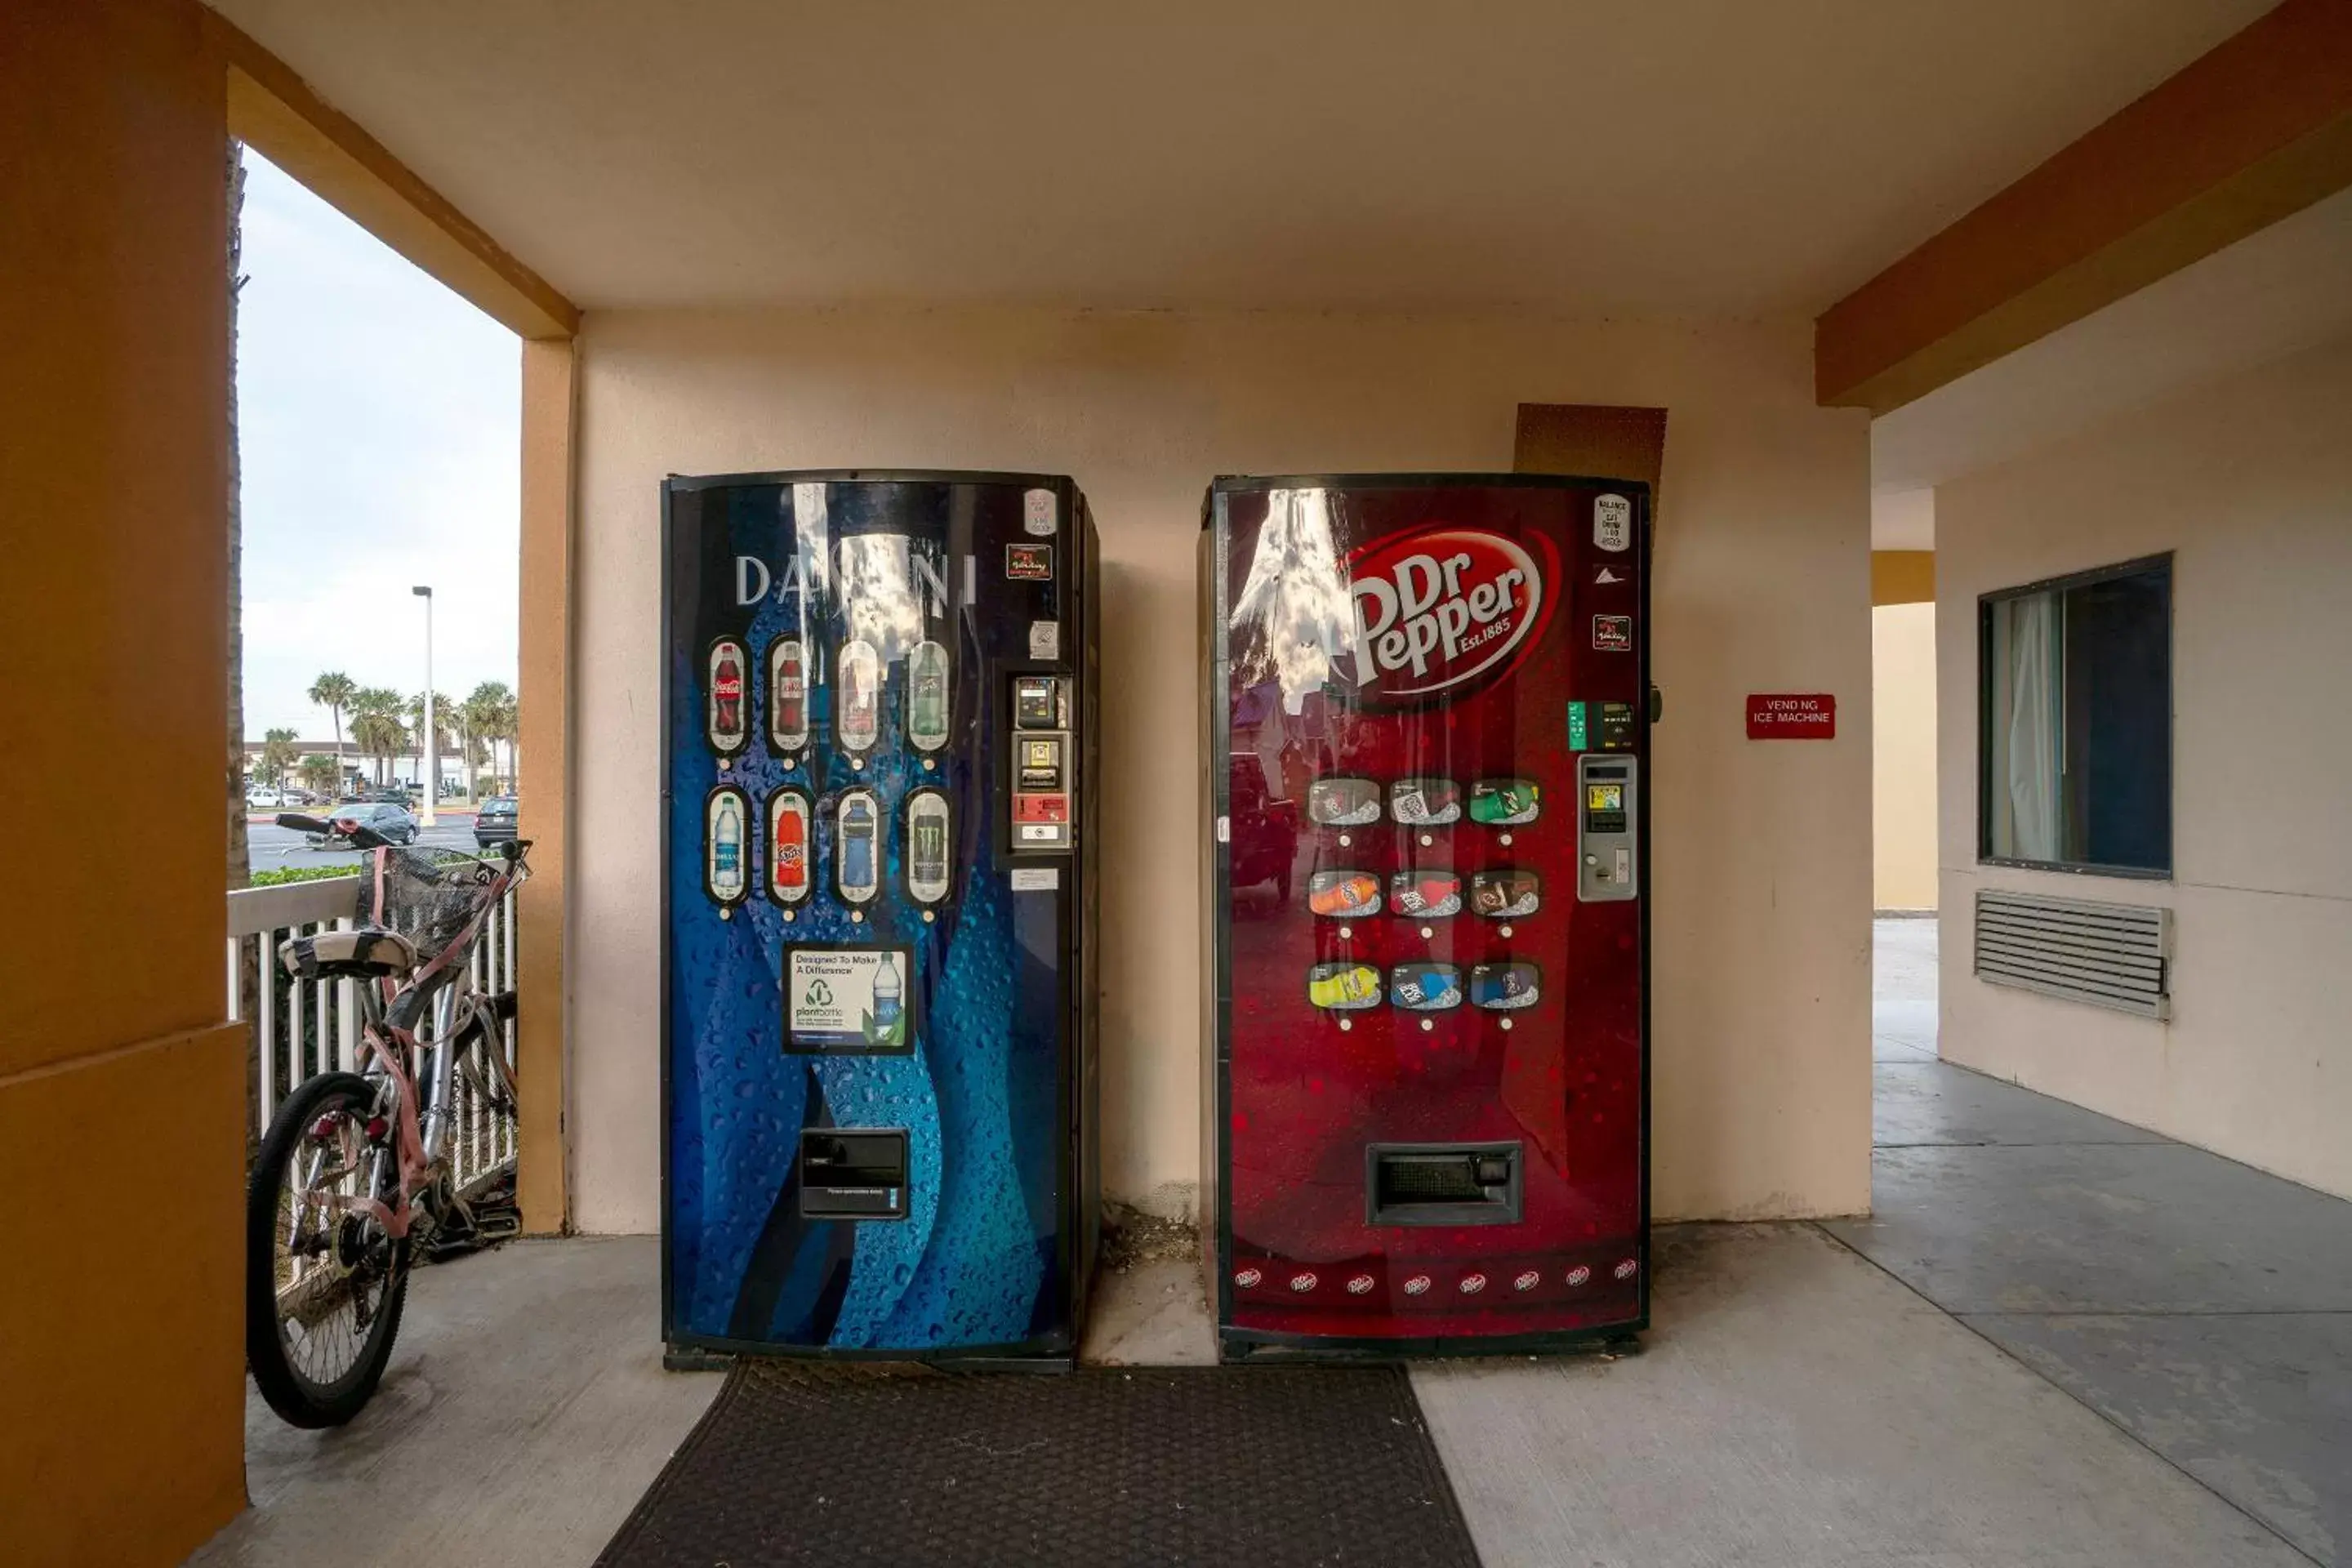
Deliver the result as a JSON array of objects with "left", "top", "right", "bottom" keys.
[
  {"left": 203, "top": 10, "right": 578, "bottom": 341},
  {"left": 1817, "top": 0, "right": 2352, "bottom": 415}
]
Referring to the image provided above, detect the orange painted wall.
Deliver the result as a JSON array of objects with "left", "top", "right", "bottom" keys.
[{"left": 0, "top": 0, "right": 248, "bottom": 1559}]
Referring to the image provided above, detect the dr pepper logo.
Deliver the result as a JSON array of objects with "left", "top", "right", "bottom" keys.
[{"left": 1341, "top": 526, "right": 1556, "bottom": 702}]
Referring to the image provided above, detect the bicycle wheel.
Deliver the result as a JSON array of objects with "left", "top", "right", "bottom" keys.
[{"left": 245, "top": 1071, "right": 412, "bottom": 1428}]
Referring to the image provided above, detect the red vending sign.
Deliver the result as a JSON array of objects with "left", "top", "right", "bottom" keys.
[
  {"left": 1746, "top": 692, "right": 1835, "bottom": 738},
  {"left": 1205, "top": 476, "right": 1649, "bottom": 1359}
]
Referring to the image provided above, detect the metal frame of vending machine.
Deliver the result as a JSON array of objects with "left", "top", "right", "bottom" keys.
[
  {"left": 1201, "top": 473, "right": 1651, "bottom": 1361},
  {"left": 661, "top": 469, "right": 1099, "bottom": 1370}
]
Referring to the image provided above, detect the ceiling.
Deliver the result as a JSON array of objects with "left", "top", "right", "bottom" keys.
[
  {"left": 213, "top": 0, "right": 2275, "bottom": 314},
  {"left": 1871, "top": 181, "right": 2352, "bottom": 504}
]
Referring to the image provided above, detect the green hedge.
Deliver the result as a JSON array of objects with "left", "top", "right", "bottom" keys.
[{"left": 248, "top": 864, "right": 363, "bottom": 888}]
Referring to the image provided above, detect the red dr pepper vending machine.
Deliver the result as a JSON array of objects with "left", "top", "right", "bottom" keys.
[{"left": 1200, "top": 474, "right": 1650, "bottom": 1360}]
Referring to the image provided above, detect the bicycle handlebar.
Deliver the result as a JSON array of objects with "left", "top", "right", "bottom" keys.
[{"left": 276, "top": 810, "right": 400, "bottom": 850}]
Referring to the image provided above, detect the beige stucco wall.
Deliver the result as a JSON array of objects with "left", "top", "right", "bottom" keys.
[
  {"left": 568, "top": 306, "right": 1873, "bottom": 1232},
  {"left": 1873, "top": 603, "right": 1939, "bottom": 911},
  {"left": 1936, "top": 331, "right": 2352, "bottom": 1200}
]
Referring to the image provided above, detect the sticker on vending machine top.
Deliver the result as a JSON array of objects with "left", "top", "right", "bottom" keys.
[
  {"left": 1022, "top": 488, "right": 1058, "bottom": 537},
  {"left": 1006, "top": 543, "right": 1053, "bottom": 581},
  {"left": 1592, "top": 615, "right": 1633, "bottom": 652},
  {"left": 1593, "top": 494, "right": 1633, "bottom": 552}
]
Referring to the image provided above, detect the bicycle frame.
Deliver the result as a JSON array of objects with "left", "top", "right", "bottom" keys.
[{"left": 318, "top": 849, "right": 526, "bottom": 1243}]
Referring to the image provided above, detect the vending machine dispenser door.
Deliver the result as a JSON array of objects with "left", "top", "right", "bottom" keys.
[
  {"left": 662, "top": 470, "right": 1099, "bottom": 1366},
  {"left": 1204, "top": 474, "right": 1650, "bottom": 1359}
]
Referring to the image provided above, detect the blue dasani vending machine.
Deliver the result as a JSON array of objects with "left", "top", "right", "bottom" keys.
[{"left": 661, "top": 470, "right": 1099, "bottom": 1367}]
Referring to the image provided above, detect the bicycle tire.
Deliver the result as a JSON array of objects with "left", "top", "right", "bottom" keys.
[{"left": 245, "top": 1071, "right": 412, "bottom": 1428}]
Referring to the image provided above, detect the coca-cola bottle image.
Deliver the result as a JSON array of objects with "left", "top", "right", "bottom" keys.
[
  {"left": 769, "top": 637, "right": 808, "bottom": 752},
  {"left": 708, "top": 639, "right": 746, "bottom": 754}
]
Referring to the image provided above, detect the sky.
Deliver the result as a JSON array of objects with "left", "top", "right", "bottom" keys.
[{"left": 237, "top": 149, "right": 519, "bottom": 742}]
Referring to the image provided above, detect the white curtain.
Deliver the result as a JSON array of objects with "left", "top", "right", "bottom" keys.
[{"left": 2003, "top": 595, "right": 2060, "bottom": 861}]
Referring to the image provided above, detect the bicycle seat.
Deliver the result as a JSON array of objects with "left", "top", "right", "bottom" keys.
[{"left": 279, "top": 925, "right": 419, "bottom": 980}]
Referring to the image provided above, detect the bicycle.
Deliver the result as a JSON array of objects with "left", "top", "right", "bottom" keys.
[{"left": 245, "top": 812, "right": 532, "bottom": 1427}]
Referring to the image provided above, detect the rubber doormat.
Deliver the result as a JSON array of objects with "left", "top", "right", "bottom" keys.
[{"left": 595, "top": 1361, "right": 1481, "bottom": 1567}]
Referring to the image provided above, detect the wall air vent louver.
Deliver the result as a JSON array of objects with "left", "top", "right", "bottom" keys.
[{"left": 1973, "top": 889, "right": 2171, "bottom": 1019}]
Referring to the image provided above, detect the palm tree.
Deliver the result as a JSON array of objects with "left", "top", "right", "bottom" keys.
[
  {"left": 298, "top": 754, "right": 340, "bottom": 800},
  {"left": 309, "top": 671, "right": 356, "bottom": 784},
  {"left": 467, "top": 680, "right": 518, "bottom": 794},
  {"left": 461, "top": 686, "right": 501, "bottom": 794},
  {"left": 226, "top": 143, "right": 251, "bottom": 896},
  {"left": 260, "top": 726, "right": 301, "bottom": 786},
  {"left": 350, "top": 687, "right": 408, "bottom": 786},
  {"left": 407, "top": 689, "right": 457, "bottom": 797}
]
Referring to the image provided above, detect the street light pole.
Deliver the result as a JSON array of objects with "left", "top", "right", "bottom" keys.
[{"left": 412, "top": 585, "right": 436, "bottom": 827}]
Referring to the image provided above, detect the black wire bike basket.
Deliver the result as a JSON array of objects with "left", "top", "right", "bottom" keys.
[{"left": 358, "top": 846, "right": 495, "bottom": 956}]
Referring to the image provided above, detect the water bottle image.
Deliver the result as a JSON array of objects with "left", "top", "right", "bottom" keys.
[
  {"left": 838, "top": 790, "right": 879, "bottom": 902},
  {"left": 872, "top": 953, "right": 902, "bottom": 1033},
  {"left": 709, "top": 792, "right": 746, "bottom": 902}
]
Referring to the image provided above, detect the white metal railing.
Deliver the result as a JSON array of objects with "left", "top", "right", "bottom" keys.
[{"left": 228, "top": 871, "right": 519, "bottom": 1198}]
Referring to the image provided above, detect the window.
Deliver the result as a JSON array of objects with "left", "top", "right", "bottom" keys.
[{"left": 1980, "top": 555, "right": 2172, "bottom": 875}]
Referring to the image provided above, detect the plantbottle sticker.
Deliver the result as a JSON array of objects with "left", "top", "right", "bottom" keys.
[{"left": 1593, "top": 495, "right": 1633, "bottom": 553}]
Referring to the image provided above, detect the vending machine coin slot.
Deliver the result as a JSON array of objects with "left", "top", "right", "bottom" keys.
[
  {"left": 1365, "top": 1142, "right": 1523, "bottom": 1226},
  {"left": 1577, "top": 755, "right": 1639, "bottom": 902},
  {"left": 797, "top": 1129, "right": 911, "bottom": 1221}
]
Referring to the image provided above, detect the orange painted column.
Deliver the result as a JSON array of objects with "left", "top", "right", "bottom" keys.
[
  {"left": 0, "top": 0, "right": 250, "bottom": 1561},
  {"left": 517, "top": 338, "right": 577, "bottom": 1233}
]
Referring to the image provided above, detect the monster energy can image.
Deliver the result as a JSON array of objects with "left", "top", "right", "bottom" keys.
[{"left": 906, "top": 789, "right": 951, "bottom": 904}]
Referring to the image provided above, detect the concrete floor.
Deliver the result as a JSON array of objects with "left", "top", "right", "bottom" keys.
[
  {"left": 190, "top": 919, "right": 2352, "bottom": 1566},
  {"left": 1829, "top": 917, "right": 2352, "bottom": 1566},
  {"left": 189, "top": 1237, "right": 723, "bottom": 1568}
]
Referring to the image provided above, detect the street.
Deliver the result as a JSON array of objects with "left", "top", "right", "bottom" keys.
[{"left": 246, "top": 816, "right": 490, "bottom": 875}]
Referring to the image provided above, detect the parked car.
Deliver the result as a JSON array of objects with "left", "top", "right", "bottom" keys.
[
  {"left": 474, "top": 794, "right": 519, "bottom": 847},
  {"left": 308, "top": 801, "right": 419, "bottom": 848},
  {"left": 280, "top": 786, "right": 315, "bottom": 806},
  {"left": 244, "top": 785, "right": 283, "bottom": 808},
  {"left": 364, "top": 786, "right": 414, "bottom": 808}
]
